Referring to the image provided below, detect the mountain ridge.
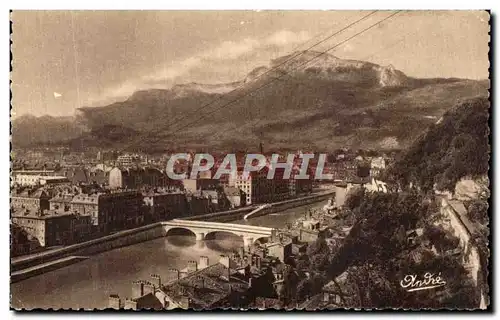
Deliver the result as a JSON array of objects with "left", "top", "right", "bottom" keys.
[{"left": 12, "top": 51, "right": 489, "bottom": 152}]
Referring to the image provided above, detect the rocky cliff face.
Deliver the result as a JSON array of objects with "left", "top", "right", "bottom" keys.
[
  {"left": 377, "top": 64, "right": 408, "bottom": 87},
  {"left": 454, "top": 176, "right": 490, "bottom": 201}
]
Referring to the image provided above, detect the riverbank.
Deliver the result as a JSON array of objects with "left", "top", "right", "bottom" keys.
[
  {"left": 183, "top": 190, "right": 334, "bottom": 222},
  {"left": 243, "top": 191, "right": 334, "bottom": 220},
  {"left": 11, "top": 256, "right": 89, "bottom": 283},
  {"left": 11, "top": 190, "right": 334, "bottom": 281},
  {"left": 11, "top": 222, "right": 165, "bottom": 273}
]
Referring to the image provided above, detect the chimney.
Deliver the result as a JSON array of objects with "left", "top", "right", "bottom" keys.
[
  {"left": 132, "top": 280, "right": 144, "bottom": 299},
  {"left": 198, "top": 276, "right": 205, "bottom": 289},
  {"left": 199, "top": 256, "right": 209, "bottom": 269},
  {"left": 219, "top": 255, "right": 230, "bottom": 268},
  {"left": 271, "top": 229, "right": 277, "bottom": 242},
  {"left": 256, "top": 256, "right": 262, "bottom": 269},
  {"left": 143, "top": 281, "right": 155, "bottom": 295},
  {"left": 231, "top": 251, "right": 238, "bottom": 261},
  {"left": 238, "top": 247, "right": 245, "bottom": 259},
  {"left": 124, "top": 298, "right": 138, "bottom": 310},
  {"left": 178, "top": 296, "right": 190, "bottom": 309},
  {"left": 179, "top": 285, "right": 186, "bottom": 295},
  {"left": 166, "top": 269, "right": 180, "bottom": 283},
  {"left": 150, "top": 274, "right": 161, "bottom": 288},
  {"left": 323, "top": 292, "right": 330, "bottom": 303},
  {"left": 187, "top": 260, "right": 198, "bottom": 273},
  {"left": 108, "top": 294, "right": 121, "bottom": 309},
  {"left": 248, "top": 276, "right": 253, "bottom": 287}
]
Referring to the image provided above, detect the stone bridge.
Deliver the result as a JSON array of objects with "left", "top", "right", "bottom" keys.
[{"left": 161, "top": 219, "right": 274, "bottom": 247}]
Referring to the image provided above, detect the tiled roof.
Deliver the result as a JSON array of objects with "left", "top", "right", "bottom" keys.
[
  {"left": 223, "top": 187, "right": 241, "bottom": 197},
  {"left": 50, "top": 194, "right": 74, "bottom": 202},
  {"left": 135, "top": 293, "right": 164, "bottom": 310},
  {"left": 31, "top": 189, "right": 48, "bottom": 198},
  {"left": 70, "top": 194, "right": 100, "bottom": 204},
  {"left": 297, "top": 293, "right": 326, "bottom": 310},
  {"left": 251, "top": 297, "right": 284, "bottom": 309},
  {"left": 161, "top": 262, "right": 249, "bottom": 309},
  {"left": 50, "top": 198, "right": 73, "bottom": 204},
  {"left": 12, "top": 209, "right": 74, "bottom": 219},
  {"left": 11, "top": 187, "right": 48, "bottom": 198},
  {"left": 142, "top": 189, "right": 184, "bottom": 197}
]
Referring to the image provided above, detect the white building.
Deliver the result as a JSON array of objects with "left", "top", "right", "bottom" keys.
[
  {"left": 13, "top": 175, "right": 70, "bottom": 186},
  {"left": 116, "top": 154, "right": 135, "bottom": 167},
  {"left": 370, "top": 157, "right": 386, "bottom": 177},
  {"left": 365, "top": 178, "right": 388, "bottom": 193}
]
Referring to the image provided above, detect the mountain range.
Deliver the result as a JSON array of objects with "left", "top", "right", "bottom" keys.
[{"left": 12, "top": 51, "right": 489, "bottom": 152}]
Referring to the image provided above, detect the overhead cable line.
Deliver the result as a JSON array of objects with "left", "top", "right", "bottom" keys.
[
  {"left": 213, "top": 13, "right": 410, "bottom": 142},
  {"left": 117, "top": 11, "right": 378, "bottom": 152},
  {"left": 161, "top": 11, "right": 402, "bottom": 146}
]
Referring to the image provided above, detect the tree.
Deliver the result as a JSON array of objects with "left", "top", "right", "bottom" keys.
[
  {"left": 279, "top": 269, "right": 300, "bottom": 306},
  {"left": 384, "top": 97, "right": 489, "bottom": 193},
  {"left": 344, "top": 187, "right": 365, "bottom": 211},
  {"left": 466, "top": 199, "right": 489, "bottom": 225}
]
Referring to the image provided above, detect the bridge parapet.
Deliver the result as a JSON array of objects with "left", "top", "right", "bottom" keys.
[
  {"left": 164, "top": 220, "right": 273, "bottom": 233},
  {"left": 161, "top": 219, "right": 273, "bottom": 243}
]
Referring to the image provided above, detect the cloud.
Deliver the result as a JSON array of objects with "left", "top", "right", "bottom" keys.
[
  {"left": 210, "top": 38, "right": 260, "bottom": 60},
  {"left": 265, "top": 30, "right": 310, "bottom": 46},
  {"left": 94, "top": 30, "right": 312, "bottom": 105},
  {"left": 339, "top": 42, "right": 356, "bottom": 53}
]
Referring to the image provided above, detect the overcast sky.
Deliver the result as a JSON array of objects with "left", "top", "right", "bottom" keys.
[{"left": 11, "top": 10, "right": 489, "bottom": 117}]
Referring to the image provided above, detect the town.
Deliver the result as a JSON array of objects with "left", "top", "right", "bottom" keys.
[
  {"left": 10, "top": 10, "right": 490, "bottom": 311},
  {"left": 10, "top": 147, "right": 390, "bottom": 256},
  {"left": 10, "top": 143, "right": 488, "bottom": 310}
]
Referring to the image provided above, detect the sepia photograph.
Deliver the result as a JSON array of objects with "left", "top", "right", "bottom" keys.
[{"left": 9, "top": 10, "right": 490, "bottom": 310}]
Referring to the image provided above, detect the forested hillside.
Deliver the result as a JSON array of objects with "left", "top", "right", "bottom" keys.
[{"left": 384, "top": 96, "right": 490, "bottom": 192}]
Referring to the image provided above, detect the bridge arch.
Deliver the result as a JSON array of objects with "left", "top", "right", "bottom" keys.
[
  {"left": 254, "top": 236, "right": 269, "bottom": 245},
  {"left": 164, "top": 227, "right": 196, "bottom": 238},
  {"left": 161, "top": 220, "right": 273, "bottom": 247},
  {"left": 205, "top": 230, "right": 243, "bottom": 242}
]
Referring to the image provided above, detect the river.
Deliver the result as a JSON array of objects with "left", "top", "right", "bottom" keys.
[{"left": 10, "top": 201, "right": 325, "bottom": 310}]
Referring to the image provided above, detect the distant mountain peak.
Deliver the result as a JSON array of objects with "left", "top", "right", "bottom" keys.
[
  {"left": 263, "top": 50, "right": 408, "bottom": 87},
  {"left": 378, "top": 64, "right": 408, "bottom": 87},
  {"left": 171, "top": 82, "right": 240, "bottom": 95},
  {"left": 12, "top": 50, "right": 488, "bottom": 151}
]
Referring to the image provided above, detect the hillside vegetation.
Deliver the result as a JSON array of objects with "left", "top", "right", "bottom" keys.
[{"left": 383, "top": 96, "right": 490, "bottom": 192}]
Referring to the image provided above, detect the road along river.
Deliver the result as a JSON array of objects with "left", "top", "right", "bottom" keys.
[{"left": 11, "top": 202, "right": 324, "bottom": 310}]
